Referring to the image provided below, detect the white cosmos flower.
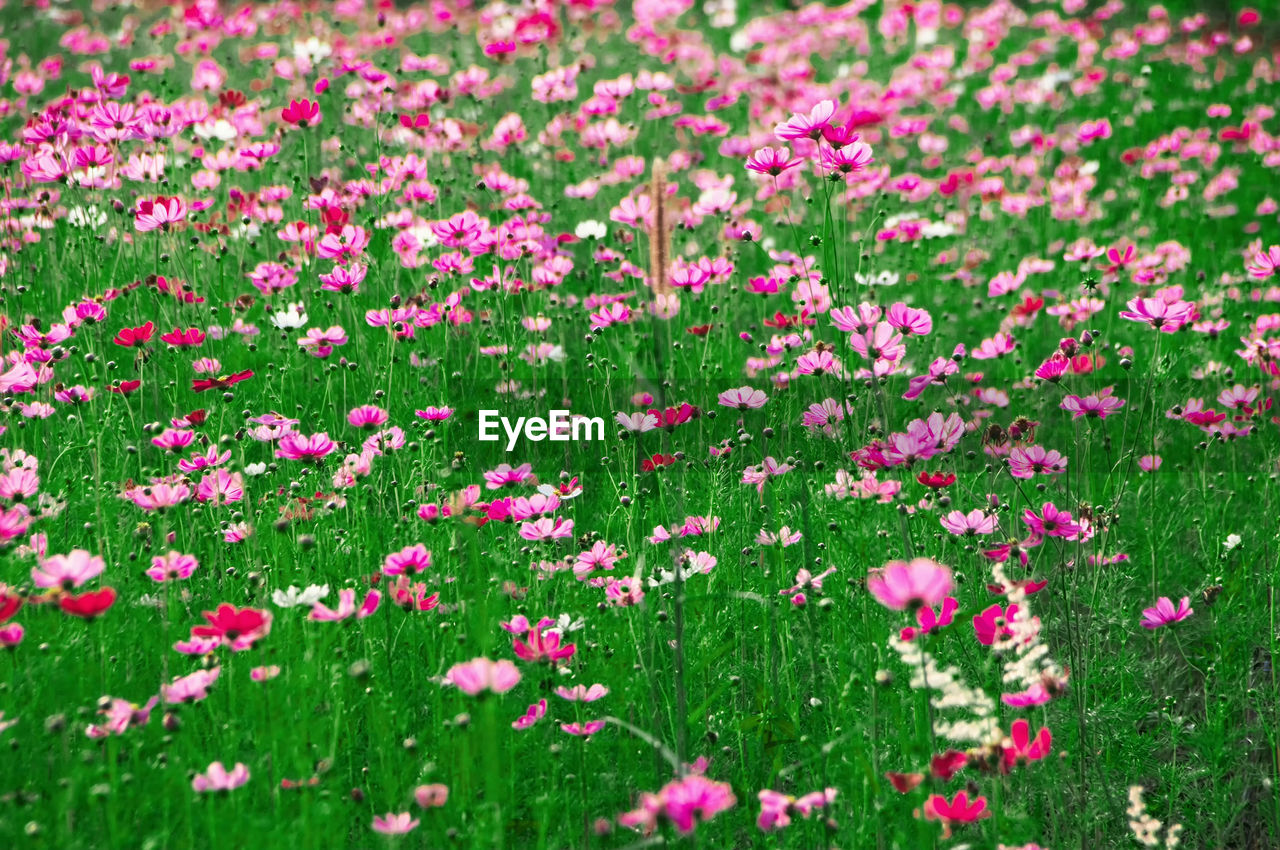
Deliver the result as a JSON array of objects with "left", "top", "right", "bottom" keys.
[
  {"left": 272, "top": 584, "right": 330, "bottom": 608},
  {"left": 270, "top": 303, "right": 309, "bottom": 329},
  {"left": 292, "top": 37, "right": 332, "bottom": 64},
  {"left": 575, "top": 220, "right": 607, "bottom": 240},
  {"left": 68, "top": 206, "right": 107, "bottom": 229},
  {"left": 193, "top": 119, "right": 237, "bottom": 141},
  {"left": 854, "top": 270, "right": 900, "bottom": 287}
]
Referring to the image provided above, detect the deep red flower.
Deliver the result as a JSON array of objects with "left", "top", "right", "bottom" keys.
[
  {"left": 0, "top": 592, "right": 22, "bottom": 624},
  {"left": 483, "top": 40, "right": 516, "bottom": 56},
  {"left": 763, "top": 310, "right": 814, "bottom": 329},
  {"left": 192, "top": 370, "right": 254, "bottom": 392},
  {"left": 191, "top": 603, "right": 272, "bottom": 649},
  {"left": 917, "top": 471, "right": 956, "bottom": 488},
  {"left": 113, "top": 321, "right": 155, "bottom": 347},
  {"left": 160, "top": 327, "right": 206, "bottom": 347},
  {"left": 108, "top": 380, "right": 142, "bottom": 395},
  {"left": 929, "top": 749, "right": 968, "bottom": 780},
  {"left": 686, "top": 324, "right": 712, "bottom": 336},
  {"left": 281, "top": 98, "right": 319, "bottom": 126},
  {"left": 645, "top": 403, "right": 699, "bottom": 431},
  {"left": 641, "top": 453, "right": 677, "bottom": 472},
  {"left": 60, "top": 587, "right": 117, "bottom": 619},
  {"left": 885, "top": 772, "right": 923, "bottom": 793},
  {"left": 185, "top": 409, "right": 208, "bottom": 425}
]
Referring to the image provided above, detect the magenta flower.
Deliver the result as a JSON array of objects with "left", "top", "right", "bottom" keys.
[
  {"left": 192, "top": 761, "right": 249, "bottom": 793},
  {"left": 619, "top": 773, "right": 737, "bottom": 836},
  {"left": 445, "top": 657, "right": 521, "bottom": 695},
  {"left": 382, "top": 544, "right": 432, "bottom": 576},
  {"left": 513, "top": 627, "right": 576, "bottom": 664},
  {"left": 866, "top": 558, "right": 953, "bottom": 610},
  {"left": 512, "top": 699, "right": 547, "bottom": 730},
  {"left": 1140, "top": 596, "right": 1193, "bottom": 629},
  {"left": 1119, "top": 296, "right": 1197, "bottom": 332},
  {"left": 744, "top": 146, "right": 802, "bottom": 176},
  {"left": 1022, "top": 502, "right": 1082, "bottom": 538}
]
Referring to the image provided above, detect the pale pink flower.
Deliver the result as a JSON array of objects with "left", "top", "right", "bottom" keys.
[
  {"left": 445, "top": 657, "right": 521, "bottom": 695},
  {"left": 192, "top": 761, "right": 249, "bottom": 793},
  {"left": 866, "top": 558, "right": 953, "bottom": 610}
]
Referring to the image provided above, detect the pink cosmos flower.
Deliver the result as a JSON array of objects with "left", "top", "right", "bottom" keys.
[
  {"left": 445, "top": 657, "right": 521, "bottom": 695},
  {"left": 973, "top": 603, "right": 1021, "bottom": 646},
  {"left": 371, "top": 813, "right": 419, "bottom": 835},
  {"left": 146, "top": 551, "right": 198, "bottom": 582},
  {"left": 414, "top": 784, "right": 449, "bottom": 808},
  {"left": 275, "top": 432, "right": 337, "bottom": 462},
  {"left": 717, "top": 386, "right": 768, "bottom": 409},
  {"left": 0, "top": 624, "right": 23, "bottom": 648},
  {"left": 940, "top": 509, "right": 998, "bottom": 536},
  {"left": 134, "top": 196, "right": 186, "bottom": 232},
  {"left": 1061, "top": 389, "right": 1126, "bottom": 419},
  {"left": 555, "top": 683, "right": 609, "bottom": 702},
  {"left": 192, "top": 761, "right": 249, "bottom": 793},
  {"left": 309, "top": 589, "right": 381, "bottom": 622},
  {"left": 513, "top": 627, "right": 576, "bottom": 663},
  {"left": 512, "top": 699, "right": 547, "bottom": 730},
  {"left": 1140, "top": 596, "right": 1193, "bottom": 629},
  {"left": 1001, "top": 719, "right": 1052, "bottom": 772},
  {"left": 1008, "top": 446, "right": 1068, "bottom": 479},
  {"left": 484, "top": 463, "right": 534, "bottom": 489},
  {"left": 162, "top": 668, "right": 221, "bottom": 704},
  {"left": 1022, "top": 502, "right": 1082, "bottom": 538},
  {"left": 561, "top": 720, "right": 607, "bottom": 736},
  {"left": 867, "top": 558, "right": 953, "bottom": 610},
  {"left": 1245, "top": 244, "right": 1280, "bottom": 279},
  {"left": 85, "top": 695, "right": 158, "bottom": 738},
  {"left": 899, "top": 597, "right": 958, "bottom": 641},
  {"left": 773, "top": 99, "right": 837, "bottom": 141},
  {"left": 33, "top": 549, "right": 105, "bottom": 589},
  {"left": 819, "top": 141, "right": 874, "bottom": 173},
  {"left": 757, "top": 787, "right": 837, "bottom": 831},
  {"left": 926, "top": 790, "right": 990, "bottom": 824},
  {"left": 519, "top": 517, "right": 574, "bottom": 541},
  {"left": 1118, "top": 297, "right": 1197, "bottom": 332},
  {"left": 383, "top": 544, "right": 432, "bottom": 576},
  {"left": 619, "top": 774, "right": 737, "bottom": 836},
  {"left": 744, "top": 146, "right": 802, "bottom": 176}
]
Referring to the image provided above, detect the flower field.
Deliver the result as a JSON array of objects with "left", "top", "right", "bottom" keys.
[{"left": 0, "top": 0, "right": 1278, "bottom": 847}]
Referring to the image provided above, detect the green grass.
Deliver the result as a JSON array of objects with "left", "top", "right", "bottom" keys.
[{"left": 0, "top": 0, "right": 1277, "bottom": 848}]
